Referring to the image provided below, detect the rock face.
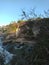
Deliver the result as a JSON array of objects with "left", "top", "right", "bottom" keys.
[{"left": 0, "top": 36, "right": 13, "bottom": 65}]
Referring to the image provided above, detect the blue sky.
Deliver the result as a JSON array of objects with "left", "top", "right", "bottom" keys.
[{"left": 0, "top": 0, "right": 49, "bottom": 26}]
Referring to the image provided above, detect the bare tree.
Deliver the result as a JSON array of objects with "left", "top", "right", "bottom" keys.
[{"left": 44, "top": 9, "right": 49, "bottom": 17}]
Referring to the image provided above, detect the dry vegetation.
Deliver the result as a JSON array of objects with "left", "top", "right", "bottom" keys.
[{"left": 0, "top": 17, "right": 49, "bottom": 65}]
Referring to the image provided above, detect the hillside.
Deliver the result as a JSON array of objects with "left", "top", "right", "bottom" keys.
[{"left": 0, "top": 18, "right": 49, "bottom": 65}]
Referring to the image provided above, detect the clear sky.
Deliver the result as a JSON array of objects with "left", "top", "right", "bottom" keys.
[{"left": 0, "top": 0, "right": 49, "bottom": 26}]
